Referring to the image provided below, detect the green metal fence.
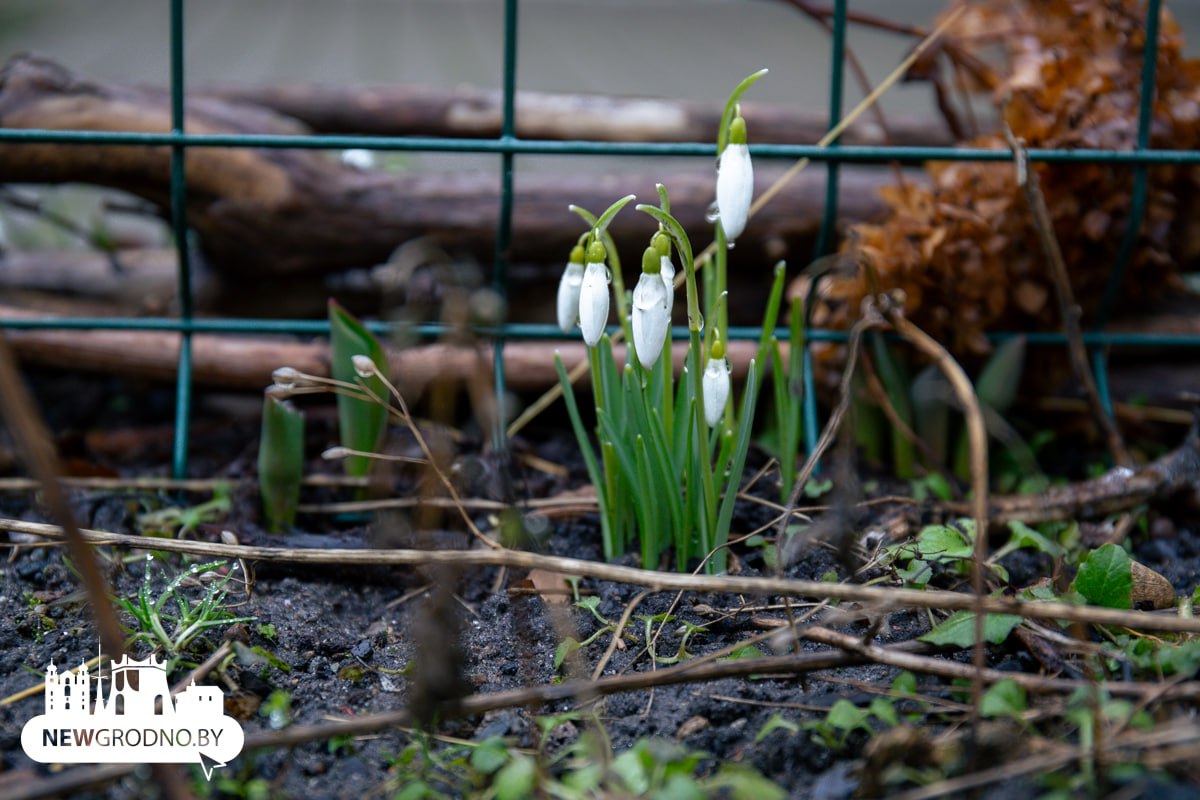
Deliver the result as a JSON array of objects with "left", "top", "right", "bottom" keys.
[{"left": 0, "top": 0, "right": 1190, "bottom": 478}]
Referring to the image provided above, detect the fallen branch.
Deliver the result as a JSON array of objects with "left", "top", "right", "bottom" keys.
[
  {"left": 0, "top": 304, "right": 765, "bottom": 391},
  {"left": 5, "top": 517, "right": 1200, "bottom": 633},
  {"left": 1006, "top": 127, "right": 1132, "bottom": 467},
  {"left": 202, "top": 82, "right": 953, "bottom": 146}
]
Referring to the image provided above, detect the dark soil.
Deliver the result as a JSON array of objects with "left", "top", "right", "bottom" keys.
[{"left": 1, "top": 374, "right": 1199, "bottom": 799}]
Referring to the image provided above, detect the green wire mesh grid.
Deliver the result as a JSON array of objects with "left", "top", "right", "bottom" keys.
[{"left": 0, "top": 0, "right": 1186, "bottom": 477}]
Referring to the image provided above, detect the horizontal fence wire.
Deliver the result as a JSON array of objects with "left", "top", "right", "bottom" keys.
[{"left": 0, "top": 0, "right": 1185, "bottom": 476}]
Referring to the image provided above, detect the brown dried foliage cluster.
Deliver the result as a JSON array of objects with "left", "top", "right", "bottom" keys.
[{"left": 811, "top": 0, "right": 1200, "bottom": 361}]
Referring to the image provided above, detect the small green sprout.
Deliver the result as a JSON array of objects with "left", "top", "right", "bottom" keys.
[
  {"left": 114, "top": 557, "right": 255, "bottom": 673},
  {"left": 258, "top": 394, "right": 304, "bottom": 532},
  {"left": 328, "top": 298, "right": 388, "bottom": 480}
]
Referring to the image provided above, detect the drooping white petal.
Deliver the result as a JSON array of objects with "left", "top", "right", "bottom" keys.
[
  {"left": 716, "top": 142, "right": 753, "bottom": 241},
  {"left": 578, "top": 262, "right": 611, "bottom": 347},
  {"left": 702, "top": 357, "right": 731, "bottom": 427},
  {"left": 556, "top": 261, "right": 585, "bottom": 333},
  {"left": 659, "top": 255, "right": 676, "bottom": 315},
  {"left": 632, "top": 273, "right": 670, "bottom": 369}
]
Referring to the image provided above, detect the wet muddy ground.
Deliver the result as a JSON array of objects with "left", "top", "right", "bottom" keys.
[{"left": 1, "top": 374, "right": 1198, "bottom": 798}]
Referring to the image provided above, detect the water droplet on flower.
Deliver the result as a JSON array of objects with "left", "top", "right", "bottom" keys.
[
  {"left": 704, "top": 202, "right": 720, "bottom": 224},
  {"left": 726, "top": 240, "right": 736, "bottom": 250}
]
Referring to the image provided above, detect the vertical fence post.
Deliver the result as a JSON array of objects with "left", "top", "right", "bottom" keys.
[
  {"left": 1090, "top": 0, "right": 1161, "bottom": 419},
  {"left": 491, "top": 0, "right": 519, "bottom": 453},
  {"left": 802, "top": 0, "right": 848, "bottom": 464},
  {"left": 169, "top": 0, "right": 194, "bottom": 479}
]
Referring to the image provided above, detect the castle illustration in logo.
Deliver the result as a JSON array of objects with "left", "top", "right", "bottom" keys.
[
  {"left": 22, "top": 650, "right": 244, "bottom": 780},
  {"left": 43, "top": 654, "right": 223, "bottom": 720}
]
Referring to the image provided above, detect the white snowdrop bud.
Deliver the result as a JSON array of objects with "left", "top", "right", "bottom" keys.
[
  {"left": 652, "top": 231, "right": 675, "bottom": 319},
  {"left": 322, "top": 446, "right": 352, "bottom": 460},
  {"left": 556, "top": 244, "right": 586, "bottom": 333},
  {"left": 271, "top": 367, "right": 300, "bottom": 388},
  {"left": 716, "top": 114, "right": 753, "bottom": 242},
  {"left": 351, "top": 354, "right": 377, "bottom": 379},
  {"left": 578, "top": 240, "right": 611, "bottom": 347},
  {"left": 702, "top": 337, "right": 731, "bottom": 428},
  {"left": 632, "top": 246, "right": 670, "bottom": 369}
]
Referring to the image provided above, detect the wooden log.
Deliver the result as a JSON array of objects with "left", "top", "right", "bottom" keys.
[
  {"left": 0, "top": 304, "right": 762, "bottom": 393},
  {"left": 202, "top": 82, "right": 956, "bottom": 146},
  {"left": 0, "top": 248, "right": 179, "bottom": 312},
  {"left": 0, "top": 54, "right": 897, "bottom": 281}
]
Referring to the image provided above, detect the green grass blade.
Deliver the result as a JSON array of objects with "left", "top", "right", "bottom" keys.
[
  {"left": 555, "top": 354, "right": 615, "bottom": 560},
  {"left": 713, "top": 360, "right": 760, "bottom": 574},
  {"left": 870, "top": 334, "right": 916, "bottom": 478},
  {"left": 635, "top": 435, "right": 663, "bottom": 568}
]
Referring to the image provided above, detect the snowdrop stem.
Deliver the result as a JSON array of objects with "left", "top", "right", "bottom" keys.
[
  {"left": 717, "top": 69, "right": 768, "bottom": 156},
  {"left": 636, "top": 201, "right": 699, "bottom": 335},
  {"left": 714, "top": 221, "right": 729, "bottom": 348}
]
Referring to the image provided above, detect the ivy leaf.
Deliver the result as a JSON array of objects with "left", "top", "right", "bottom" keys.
[
  {"left": 913, "top": 524, "right": 974, "bottom": 560},
  {"left": 723, "top": 644, "right": 766, "bottom": 661},
  {"left": 920, "top": 610, "right": 1023, "bottom": 648},
  {"left": 980, "top": 678, "right": 1027, "bottom": 720},
  {"left": 554, "top": 637, "right": 582, "bottom": 670},
  {"left": 825, "top": 699, "right": 871, "bottom": 732},
  {"left": 1073, "top": 543, "right": 1133, "bottom": 609}
]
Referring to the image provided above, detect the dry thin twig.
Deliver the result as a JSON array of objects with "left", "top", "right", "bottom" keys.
[
  {"left": 873, "top": 294, "right": 992, "bottom": 747},
  {"left": 6, "top": 517, "right": 1200, "bottom": 633},
  {"left": 1004, "top": 126, "right": 1133, "bottom": 467},
  {"left": 0, "top": 335, "right": 194, "bottom": 800}
]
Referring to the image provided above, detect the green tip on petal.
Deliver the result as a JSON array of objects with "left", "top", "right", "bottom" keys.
[
  {"left": 652, "top": 231, "right": 671, "bottom": 257},
  {"left": 641, "top": 246, "right": 662, "bottom": 274},
  {"left": 569, "top": 244, "right": 585, "bottom": 264},
  {"left": 729, "top": 115, "right": 747, "bottom": 146},
  {"left": 586, "top": 240, "right": 607, "bottom": 263},
  {"left": 710, "top": 336, "right": 725, "bottom": 360}
]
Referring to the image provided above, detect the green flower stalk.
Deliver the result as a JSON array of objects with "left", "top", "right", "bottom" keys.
[{"left": 632, "top": 244, "right": 670, "bottom": 369}]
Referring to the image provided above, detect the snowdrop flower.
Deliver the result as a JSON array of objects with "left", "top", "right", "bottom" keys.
[
  {"left": 702, "top": 336, "right": 731, "bottom": 428},
  {"left": 556, "top": 244, "right": 586, "bottom": 333},
  {"left": 652, "top": 231, "right": 675, "bottom": 319},
  {"left": 715, "top": 112, "right": 753, "bottom": 242},
  {"left": 578, "top": 240, "right": 611, "bottom": 347},
  {"left": 341, "top": 149, "right": 376, "bottom": 170},
  {"left": 632, "top": 245, "right": 670, "bottom": 369}
]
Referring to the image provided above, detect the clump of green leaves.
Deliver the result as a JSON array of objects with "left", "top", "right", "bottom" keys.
[
  {"left": 854, "top": 334, "right": 1034, "bottom": 483},
  {"left": 559, "top": 187, "right": 768, "bottom": 573},
  {"left": 114, "top": 557, "right": 255, "bottom": 673},
  {"left": 556, "top": 72, "right": 778, "bottom": 574}
]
